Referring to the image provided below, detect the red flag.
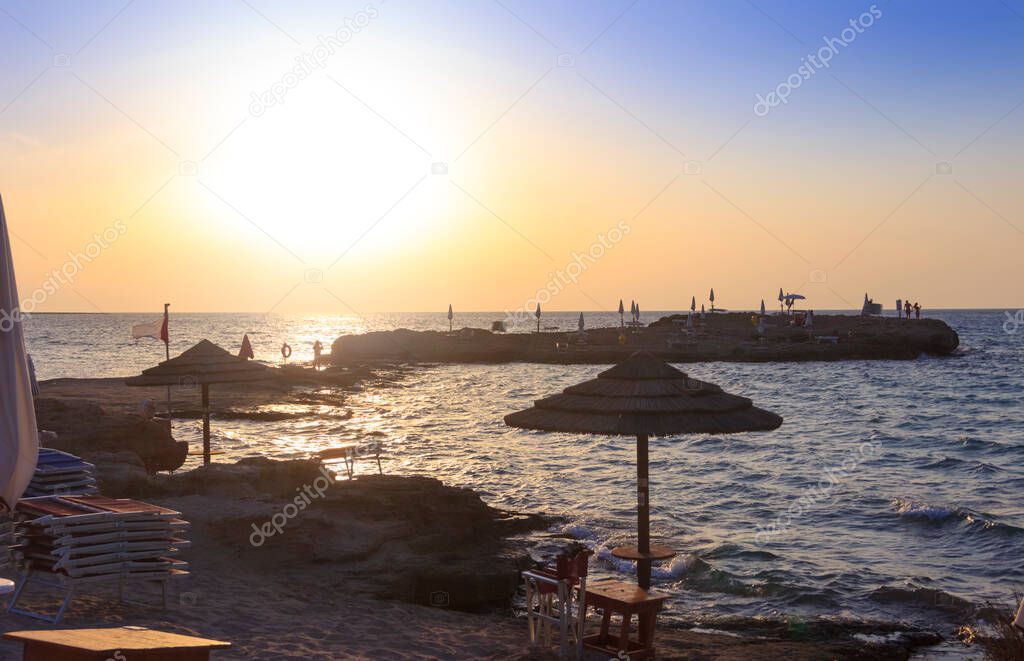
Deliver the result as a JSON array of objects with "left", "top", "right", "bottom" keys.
[{"left": 160, "top": 307, "right": 169, "bottom": 344}]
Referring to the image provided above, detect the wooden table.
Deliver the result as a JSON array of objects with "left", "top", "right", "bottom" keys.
[
  {"left": 4, "top": 626, "right": 230, "bottom": 660},
  {"left": 582, "top": 579, "right": 669, "bottom": 661}
]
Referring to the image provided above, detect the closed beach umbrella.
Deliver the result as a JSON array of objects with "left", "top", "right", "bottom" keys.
[
  {"left": 690, "top": 296, "right": 696, "bottom": 313},
  {"left": 760, "top": 299, "right": 766, "bottom": 316},
  {"left": 535, "top": 303, "right": 541, "bottom": 333},
  {"left": 578, "top": 312, "right": 585, "bottom": 332},
  {"left": 635, "top": 302, "right": 640, "bottom": 321},
  {"left": 505, "top": 351, "right": 782, "bottom": 589},
  {"left": 618, "top": 300, "right": 624, "bottom": 328},
  {"left": 127, "top": 340, "right": 270, "bottom": 466},
  {"left": 687, "top": 312, "right": 694, "bottom": 329},
  {"left": 709, "top": 288, "right": 715, "bottom": 311},
  {"left": 0, "top": 196, "right": 38, "bottom": 510},
  {"left": 238, "top": 334, "right": 254, "bottom": 360},
  {"left": 448, "top": 304, "right": 453, "bottom": 333}
]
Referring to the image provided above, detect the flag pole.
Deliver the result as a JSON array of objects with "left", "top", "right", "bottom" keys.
[{"left": 163, "top": 303, "right": 171, "bottom": 420}]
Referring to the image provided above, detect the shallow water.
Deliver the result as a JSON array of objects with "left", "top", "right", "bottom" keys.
[{"left": 23, "top": 309, "right": 1024, "bottom": 636}]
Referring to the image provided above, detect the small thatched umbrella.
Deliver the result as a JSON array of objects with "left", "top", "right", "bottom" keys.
[
  {"left": 505, "top": 351, "right": 782, "bottom": 589},
  {"left": 126, "top": 340, "right": 270, "bottom": 466}
]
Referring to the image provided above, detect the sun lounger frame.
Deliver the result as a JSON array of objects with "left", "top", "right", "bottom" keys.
[{"left": 6, "top": 567, "right": 188, "bottom": 623}]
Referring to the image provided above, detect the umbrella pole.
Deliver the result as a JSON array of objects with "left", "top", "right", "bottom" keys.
[
  {"left": 201, "top": 383, "right": 211, "bottom": 467},
  {"left": 637, "top": 432, "right": 651, "bottom": 590}
]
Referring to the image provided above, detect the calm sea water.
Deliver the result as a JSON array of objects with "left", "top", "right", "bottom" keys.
[{"left": 22, "top": 310, "right": 1024, "bottom": 640}]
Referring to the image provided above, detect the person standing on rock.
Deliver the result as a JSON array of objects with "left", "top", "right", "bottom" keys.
[
  {"left": 904, "top": 300, "right": 912, "bottom": 320},
  {"left": 914, "top": 302, "right": 921, "bottom": 320},
  {"left": 896, "top": 298, "right": 902, "bottom": 319},
  {"left": 313, "top": 340, "right": 324, "bottom": 371}
]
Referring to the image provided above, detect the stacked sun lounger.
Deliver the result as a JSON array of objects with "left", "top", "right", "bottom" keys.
[
  {"left": 8, "top": 494, "right": 190, "bottom": 621},
  {"left": 12, "top": 495, "right": 189, "bottom": 579},
  {"left": 24, "top": 448, "right": 98, "bottom": 497}
]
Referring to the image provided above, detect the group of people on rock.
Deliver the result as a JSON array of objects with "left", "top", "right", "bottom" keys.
[{"left": 896, "top": 298, "right": 922, "bottom": 320}]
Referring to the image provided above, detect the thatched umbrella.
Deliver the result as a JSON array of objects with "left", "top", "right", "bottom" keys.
[
  {"left": 126, "top": 340, "right": 270, "bottom": 466},
  {"left": 505, "top": 351, "right": 781, "bottom": 589}
]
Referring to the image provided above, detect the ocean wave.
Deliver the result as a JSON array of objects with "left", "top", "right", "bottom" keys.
[{"left": 892, "top": 498, "right": 1024, "bottom": 535}]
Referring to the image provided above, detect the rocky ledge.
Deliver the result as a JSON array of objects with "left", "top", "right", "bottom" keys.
[
  {"left": 331, "top": 313, "right": 960, "bottom": 365},
  {"left": 97, "top": 457, "right": 549, "bottom": 612}
]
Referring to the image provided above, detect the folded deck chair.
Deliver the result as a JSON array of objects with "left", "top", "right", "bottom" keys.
[{"left": 8, "top": 495, "right": 191, "bottom": 622}]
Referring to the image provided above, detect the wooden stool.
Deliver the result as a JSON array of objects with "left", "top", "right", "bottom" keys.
[
  {"left": 582, "top": 579, "right": 669, "bottom": 661},
  {"left": 4, "top": 626, "right": 230, "bottom": 660}
]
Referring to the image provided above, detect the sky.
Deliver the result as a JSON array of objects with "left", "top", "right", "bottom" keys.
[{"left": 1, "top": 0, "right": 1022, "bottom": 314}]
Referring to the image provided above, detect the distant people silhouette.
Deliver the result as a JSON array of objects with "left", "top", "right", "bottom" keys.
[
  {"left": 896, "top": 298, "right": 902, "bottom": 319},
  {"left": 313, "top": 340, "right": 323, "bottom": 371},
  {"left": 904, "top": 300, "right": 912, "bottom": 320},
  {"left": 914, "top": 302, "right": 921, "bottom": 320}
]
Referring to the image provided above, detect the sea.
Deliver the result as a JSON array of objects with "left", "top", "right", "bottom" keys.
[{"left": 21, "top": 309, "right": 1024, "bottom": 651}]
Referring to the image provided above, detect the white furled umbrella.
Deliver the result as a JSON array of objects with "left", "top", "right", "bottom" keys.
[{"left": 0, "top": 195, "right": 39, "bottom": 510}]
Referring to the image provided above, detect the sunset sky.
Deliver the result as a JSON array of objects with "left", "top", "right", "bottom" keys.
[{"left": 2, "top": 0, "right": 1022, "bottom": 314}]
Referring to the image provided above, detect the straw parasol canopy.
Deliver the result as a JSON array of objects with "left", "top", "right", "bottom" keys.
[
  {"left": 505, "top": 351, "right": 781, "bottom": 588},
  {"left": 126, "top": 340, "right": 270, "bottom": 465}
]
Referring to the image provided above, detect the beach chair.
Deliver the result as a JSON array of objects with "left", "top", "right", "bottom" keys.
[
  {"left": 7, "top": 495, "right": 190, "bottom": 622},
  {"left": 522, "top": 551, "right": 590, "bottom": 659}
]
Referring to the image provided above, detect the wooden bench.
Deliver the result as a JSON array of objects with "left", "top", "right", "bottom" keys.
[
  {"left": 4, "top": 626, "right": 230, "bottom": 660},
  {"left": 317, "top": 442, "right": 383, "bottom": 479}
]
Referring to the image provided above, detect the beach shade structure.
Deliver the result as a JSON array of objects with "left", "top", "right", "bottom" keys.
[
  {"left": 0, "top": 195, "right": 38, "bottom": 512},
  {"left": 505, "top": 351, "right": 782, "bottom": 589},
  {"left": 126, "top": 340, "right": 270, "bottom": 466}
]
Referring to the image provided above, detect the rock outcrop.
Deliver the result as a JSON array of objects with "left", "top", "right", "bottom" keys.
[
  {"left": 331, "top": 313, "right": 960, "bottom": 365},
  {"left": 34, "top": 398, "right": 188, "bottom": 473},
  {"left": 99, "top": 458, "right": 549, "bottom": 612}
]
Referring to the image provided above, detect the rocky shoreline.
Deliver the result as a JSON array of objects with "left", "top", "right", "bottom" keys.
[{"left": 330, "top": 312, "right": 960, "bottom": 365}]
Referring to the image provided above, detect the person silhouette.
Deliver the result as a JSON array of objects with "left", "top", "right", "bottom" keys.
[
  {"left": 914, "top": 302, "right": 921, "bottom": 320},
  {"left": 896, "top": 298, "right": 902, "bottom": 319},
  {"left": 313, "top": 340, "right": 323, "bottom": 371},
  {"left": 904, "top": 300, "right": 912, "bottom": 320}
]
